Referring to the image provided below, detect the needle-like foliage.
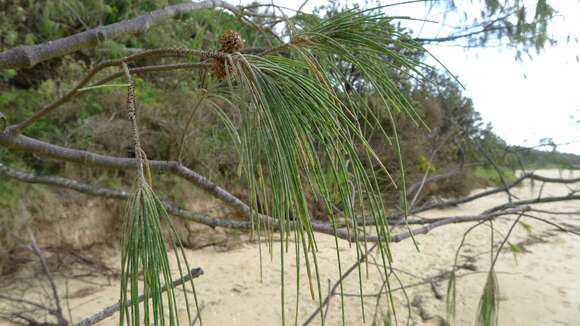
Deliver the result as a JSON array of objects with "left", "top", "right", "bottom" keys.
[
  {"left": 446, "top": 270, "right": 457, "bottom": 325},
  {"left": 119, "top": 64, "right": 200, "bottom": 326},
  {"left": 475, "top": 271, "right": 500, "bottom": 326},
  {"left": 208, "top": 7, "right": 439, "bottom": 325},
  {"left": 117, "top": 6, "right": 439, "bottom": 326},
  {"left": 120, "top": 184, "right": 201, "bottom": 326}
]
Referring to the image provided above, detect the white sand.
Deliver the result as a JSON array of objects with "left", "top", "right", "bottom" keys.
[{"left": 3, "top": 169, "right": 580, "bottom": 325}]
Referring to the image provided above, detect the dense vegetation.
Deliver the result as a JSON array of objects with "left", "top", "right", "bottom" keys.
[
  {"left": 1, "top": 1, "right": 579, "bottom": 326},
  {"left": 1, "top": 0, "right": 578, "bottom": 215}
]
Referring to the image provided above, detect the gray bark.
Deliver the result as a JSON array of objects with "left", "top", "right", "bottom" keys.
[{"left": 0, "top": 0, "right": 237, "bottom": 69}]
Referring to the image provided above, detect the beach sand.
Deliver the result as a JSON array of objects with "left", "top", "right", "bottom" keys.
[{"left": 2, "top": 169, "right": 579, "bottom": 325}]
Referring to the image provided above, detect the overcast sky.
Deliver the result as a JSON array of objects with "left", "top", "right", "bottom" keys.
[{"left": 234, "top": 0, "right": 580, "bottom": 154}]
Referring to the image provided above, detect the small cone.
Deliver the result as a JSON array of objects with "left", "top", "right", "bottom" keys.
[
  {"left": 219, "top": 30, "right": 245, "bottom": 53},
  {"left": 211, "top": 30, "right": 245, "bottom": 80}
]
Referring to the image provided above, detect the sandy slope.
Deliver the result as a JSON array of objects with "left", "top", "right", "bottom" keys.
[{"left": 2, "top": 169, "right": 580, "bottom": 325}]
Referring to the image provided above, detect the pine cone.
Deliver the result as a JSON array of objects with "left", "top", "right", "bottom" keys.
[
  {"left": 211, "top": 30, "right": 245, "bottom": 80},
  {"left": 219, "top": 30, "right": 245, "bottom": 53}
]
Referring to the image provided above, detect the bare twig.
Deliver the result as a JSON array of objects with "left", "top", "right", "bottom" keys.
[
  {"left": 28, "top": 233, "right": 69, "bottom": 326},
  {"left": 407, "top": 167, "right": 461, "bottom": 210},
  {"left": 529, "top": 208, "right": 580, "bottom": 215},
  {"left": 94, "top": 62, "right": 210, "bottom": 86},
  {"left": 521, "top": 214, "right": 580, "bottom": 237},
  {"left": 301, "top": 243, "right": 378, "bottom": 325},
  {"left": 414, "top": 11, "right": 516, "bottom": 44},
  {"left": 0, "top": 235, "right": 70, "bottom": 325},
  {"left": 6, "top": 48, "right": 213, "bottom": 134},
  {"left": 338, "top": 271, "right": 505, "bottom": 298},
  {"left": 190, "top": 302, "right": 205, "bottom": 326},
  {"left": 177, "top": 92, "right": 207, "bottom": 163},
  {"left": 0, "top": 294, "right": 55, "bottom": 312},
  {"left": 322, "top": 279, "right": 332, "bottom": 324},
  {"left": 490, "top": 213, "right": 524, "bottom": 270}
]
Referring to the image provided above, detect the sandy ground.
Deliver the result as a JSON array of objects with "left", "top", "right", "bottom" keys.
[{"left": 2, "top": 169, "right": 579, "bottom": 325}]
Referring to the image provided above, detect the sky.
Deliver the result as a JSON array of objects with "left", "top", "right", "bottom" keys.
[{"left": 233, "top": 0, "right": 580, "bottom": 154}]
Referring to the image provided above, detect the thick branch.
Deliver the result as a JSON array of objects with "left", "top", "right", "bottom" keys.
[
  {"left": 3, "top": 158, "right": 578, "bottom": 246},
  {"left": 0, "top": 134, "right": 350, "bottom": 243},
  {"left": 2, "top": 131, "right": 580, "bottom": 242},
  {"left": 0, "top": 158, "right": 361, "bottom": 241},
  {"left": 0, "top": 0, "right": 238, "bottom": 70},
  {"left": 0, "top": 161, "right": 540, "bottom": 245}
]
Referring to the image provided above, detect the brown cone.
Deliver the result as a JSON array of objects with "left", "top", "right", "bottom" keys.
[
  {"left": 219, "top": 30, "right": 245, "bottom": 53},
  {"left": 212, "top": 30, "right": 245, "bottom": 80}
]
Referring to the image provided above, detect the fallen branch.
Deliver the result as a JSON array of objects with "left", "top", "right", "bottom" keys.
[
  {"left": 521, "top": 213, "right": 580, "bottom": 237},
  {"left": 483, "top": 194, "right": 580, "bottom": 214},
  {"left": 28, "top": 233, "right": 69, "bottom": 326},
  {"left": 73, "top": 268, "right": 203, "bottom": 326},
  {"left": 0, "top": 162, "right": 252, "bottom": 230},
  {"left": 389, "top": 206, "right": 531, "bottom": 243},
  {"left": 3, "top": 161, "right": 573, "bottom": 244},
  {"left": 0, "top": 235, "right": 70, "bottom": 325},
  {"left": 410, "top": 172, "right": 580, "bottom": 215},
  {"left": 0, "top": 137, "right": 371, "bottom": 242},
  {"left": 0, "top": 161, "right": 363, "bottom": 241},
  {"left": 301, "top": 243, "right": 379, "bottom": 325},
  {"left": 302, "top": 205, "right": 530, "bottom": 324}
]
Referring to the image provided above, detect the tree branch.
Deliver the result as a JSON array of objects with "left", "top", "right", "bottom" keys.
[
  {"left": 410, "top": 172, "right": 580, "bottom": 215},
  {"left": 6, "top": 48, "right": 215, "bottom": 134},
  {"left": 388, "top": 206, "right": 531, "bottom": 244},
  {"left": 73, "top": 268, "right": 203, "bottom": 326},
  {"left": 28, "top": 233, "right": 68, "bottom": 326},
  {"left": 0, "top": 159, "right": 368, "bottom": 242},
  {"left": 0, "top": 0, "right": 239, "bottom": 70},
  {"left": 0, "top": 161, "right": 252, "bottom": 230},
  {"left": 414, "top": 26, "right": 505, "bottom": 44},
  {"left": 93, "top": 62, "right": 210, "bottom": 86},
  {"left": 414, "top": 11, "right": 515, "bottom": 44},
  {"left": 0, "top": 134, "right": 354, "bottom": 243},
  {"left": 2, "top": 131, "right": 579, "bottom": 243}
]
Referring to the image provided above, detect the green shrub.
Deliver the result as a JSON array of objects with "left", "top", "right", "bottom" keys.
[{"left": 473, "top": 166, "right": 516, "bottom": 187}]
